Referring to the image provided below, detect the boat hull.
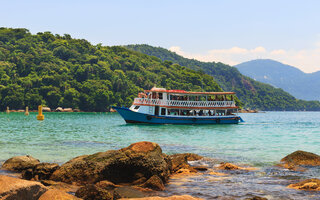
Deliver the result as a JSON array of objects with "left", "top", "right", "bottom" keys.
[{"left": 113, "top": 107, "right": 243, "bottom": 124}]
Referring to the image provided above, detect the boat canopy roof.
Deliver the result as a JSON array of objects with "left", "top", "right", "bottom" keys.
[{"left": 144, "top": 87, "right": 235, "bottom": 95}]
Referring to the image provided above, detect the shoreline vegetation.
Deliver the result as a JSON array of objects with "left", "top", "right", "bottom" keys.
[{"left": 0, "top": 141, "right": 320, "bottom": 199}]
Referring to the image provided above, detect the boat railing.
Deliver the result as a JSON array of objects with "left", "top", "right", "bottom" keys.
[{"left": 133, "top": 98, "right": 236, "bottom": 108}]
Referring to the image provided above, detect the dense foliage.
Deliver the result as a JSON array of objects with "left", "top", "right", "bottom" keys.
[
  {"left": 125, "top": 44, "right": 320, "bottom": 111},
  {"left": 0, "top": 28, "right": 226, "bottom": 111}
]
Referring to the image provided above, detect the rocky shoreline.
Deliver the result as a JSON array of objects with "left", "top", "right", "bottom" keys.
[
  {"left": 1, "top": 141, "right": 320, "bottom": 200},
  {"left": 4, "top": 107, "right": 118, "bottom": 113}
]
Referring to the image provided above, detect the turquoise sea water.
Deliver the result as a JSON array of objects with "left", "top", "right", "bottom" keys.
[
  {"left": 1, "top": 112, "right": 319, "bottom": 165},
  {"left": 1, "top": 112, "right": 320, "bottom": 199}
]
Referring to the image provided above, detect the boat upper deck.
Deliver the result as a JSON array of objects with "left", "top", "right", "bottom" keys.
[
  {"left": 133, "top": 98, "right": 237, "bottom": 109},
  {"left": 133, "top": 87, "right": 238, "bottom": 109}
]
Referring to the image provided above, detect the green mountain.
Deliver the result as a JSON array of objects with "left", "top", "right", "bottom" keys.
[
  {"left": 0, "top": 28, "right": 224, "bottom": 111},
  {"left": 235, "top": 59, "right": 320, "bottom": 101},
  {"left": 125, "top": 44, "right": 320, "bottom": 111},
  {"left": 1, "top": 28, "right": 319, "bottom": 111}
]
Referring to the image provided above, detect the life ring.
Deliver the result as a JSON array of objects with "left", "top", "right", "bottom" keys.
[{"left": 146, "top": 115, "right": 152, "bottom": 120}]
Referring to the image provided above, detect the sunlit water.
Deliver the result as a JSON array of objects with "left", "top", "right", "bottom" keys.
[{"left": 0, "top": 112, "right": 320, "bottom": 199}]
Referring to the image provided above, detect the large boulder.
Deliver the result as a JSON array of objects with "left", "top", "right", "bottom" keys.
[
  {"left": 2, "top": 155, "right": 40, "bottom": 172},
  {"left": 0, "top": 175, "right": 47, "bottom": 200},
  {"left": 281, "top": 150, "right": 320, "bottom": 167},
  {"left": 39, "top": 189, "right": 81, "bottom": 200},
  {"left": 51, "top": 141, "right": 172, "bottom": 185}
]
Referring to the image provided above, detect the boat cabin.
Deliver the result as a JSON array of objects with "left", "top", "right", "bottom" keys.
[{"left": 130, "top": 87, "right": 238, "bottom": 117}]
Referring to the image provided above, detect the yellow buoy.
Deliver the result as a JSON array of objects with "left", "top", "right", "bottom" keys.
[
  {"left": 25, "top": 106, "right": 29, "bottom": 116},
  {"left": 6, "top": 106, "right": 10, "bottom": 114},
  {"left": 37, "top": 105, "right": 44, "bottom": 121}
]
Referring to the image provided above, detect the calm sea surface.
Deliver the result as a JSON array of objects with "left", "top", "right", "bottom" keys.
[{"left": 1, "top": 112, "right": 320, "bottom": 199}]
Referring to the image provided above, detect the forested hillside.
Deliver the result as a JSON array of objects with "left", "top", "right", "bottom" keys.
[
  {"left": 125, "top": 44, "right": 320, "bottom": 111},
  {"left": 1, "top": 28, "right": 319, "bottom": 112},
  {"left": 0, "top": 28, "right": 223, "bottom": 111}
]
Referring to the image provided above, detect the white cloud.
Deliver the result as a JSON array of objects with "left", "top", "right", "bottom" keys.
[
  {"left": 168, "top": 46, "right": 184, "bottom": 55},
  {"left": 270, "top": 49, "right": 286, "bottom": 55},
  {"left": 169, "top": 46, "right": 320, "bottom": 73},
  {"left": 251, "top": 46, "right": 266, "bottom": 53},
  {"left": 209, "top": 47, "right": 248, "bottom": 54}
]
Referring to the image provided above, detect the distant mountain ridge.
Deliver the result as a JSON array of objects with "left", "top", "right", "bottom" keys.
[
  {"left": 125, "top": 44, "right": 320, "bottom": 111},
  {"left": 235, "top": 59, "right": 320, "bottom": 101}
]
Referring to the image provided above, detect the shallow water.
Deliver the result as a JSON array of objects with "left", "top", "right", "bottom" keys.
[{"left": 0, "top": 112, "right": 320, "bottom": 199}]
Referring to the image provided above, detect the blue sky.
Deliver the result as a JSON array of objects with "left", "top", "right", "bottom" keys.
[{"left": 2, "top": 0, "right": 320, "bottom": 72}]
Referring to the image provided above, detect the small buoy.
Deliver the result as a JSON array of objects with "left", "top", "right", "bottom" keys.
[
  {"left": 25, "top": 106, "right": 29, "bottom": 116},
  {"left": 36, "top": 105, "right": 44, "bottom": 121},
  {"left": 6, "top": 106, "right": 10, "bottom": 114}
]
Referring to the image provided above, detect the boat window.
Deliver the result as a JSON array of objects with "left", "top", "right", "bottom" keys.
[
  {"left": 134, "top": 106, "right": 140, "bottom": 110},
  {"left": 161, "top": 108, "right": 166, "bottom": 115},
  {"left": 159, "top": 93, "right": 163, "bottom": 99},
  {"left": 155, "top": 106, "right": 159, "bottom": 115}
]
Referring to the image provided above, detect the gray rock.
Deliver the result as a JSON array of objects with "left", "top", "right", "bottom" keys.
[
  {"left": 42, "top": 107, "right": 51, "bottom": 112},
  {"left": 55, "top": 107, "right": 63, "bottom": 112},
  {"left": 63, "top": 108, "right": 73, "bottom": 112}
]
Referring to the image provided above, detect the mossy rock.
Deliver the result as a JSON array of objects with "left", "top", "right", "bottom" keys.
[{"left": 51, "top": 141, "right": 171, "bottom": 185}]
